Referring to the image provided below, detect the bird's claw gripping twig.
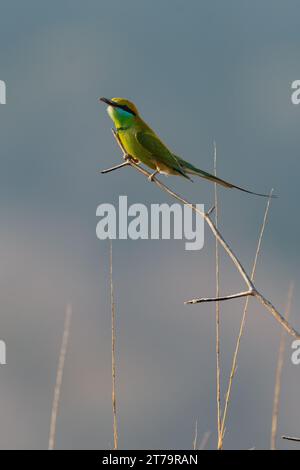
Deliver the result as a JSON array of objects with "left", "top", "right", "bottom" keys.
[{"left": 148, "top": 170, "right": 159, "bottom": 182}]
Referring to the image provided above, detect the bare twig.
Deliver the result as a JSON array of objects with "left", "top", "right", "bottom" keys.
[
  {"left": 101, "top": 135, "right": 300, "bottom": 340},
  {"left": 110, "top": 241, "right": 118, "bottom": 450},
  {"left": 219, "top": 190, "right": 273, "bottom": 446},
  {"left": 206, "top": 205, "right": 215, "bottom": 216},
  {"left": 48, "top": 303, "right": 72, "bottom": 450},
  {"left": 101, "top": 161, "right": 131, "bottom": 174},
  {"left": 193, "top": 420, "right": 198, "bottom": 450},
  {"left": 282, "top": 435, "right": 300, "bottom": 442},
  {"left": 213, "top": 143, "right": 222, "bottom": 450},
  {"left": 271, "top": 282, "right": 294, "bottom": 450},
  {"left": 199, "top": 431, "right": 211, "bottom": 450},
  {"left": 185, "top": 290, "right": 254, "bottom": 304}
]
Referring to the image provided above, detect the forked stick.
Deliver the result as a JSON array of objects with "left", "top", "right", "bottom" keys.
[{"left": 101, "top": 131, "right": 300, "bottom": 339}]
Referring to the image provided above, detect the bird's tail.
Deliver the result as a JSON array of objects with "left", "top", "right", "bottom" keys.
[{"left": 176, "top": 156, "right": 276, "bottom": 198}]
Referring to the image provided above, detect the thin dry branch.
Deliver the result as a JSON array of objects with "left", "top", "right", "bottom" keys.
[
  {"left": 213, "top": 143, "right": 222, "bottom": 449},
  {"left": 219, "top": 191, "right": 273, "bottom": 447},
  {"left": 110, "top": 241, "right": 118, "bottom": 450},
  {"left": 282, "top": 435, "right": 300, "bottom": 442},
  {"left": 185, "top": 290, "right": 254, "bottom": 304},
  {"left": 101, "top": 134, "right": 300, "bottom": 340},
  {"left": 271, "top": 282, "right": 294, "bottom": 450},
  {"left": 48, "top": 303, "right": 72, "bottom": 450},
  {"left": 102, "top": 161, "right": 131, "bottom": 174}
]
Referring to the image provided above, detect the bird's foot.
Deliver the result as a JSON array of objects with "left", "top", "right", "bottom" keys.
[
  {"left": 148, "top": 170, "right": 159, "bottom": 182},
  {"left": 123, "top": 153, "right": 139, "bottom": 163}
]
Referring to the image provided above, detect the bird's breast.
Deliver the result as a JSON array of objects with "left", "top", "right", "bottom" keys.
[{"left": 118, "top": 129, "right": 144, "bottom": 158}]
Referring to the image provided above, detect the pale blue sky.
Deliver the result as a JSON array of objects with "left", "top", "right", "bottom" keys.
[{"left": 0, "top": 0, "right": 299, "bottom": 449}]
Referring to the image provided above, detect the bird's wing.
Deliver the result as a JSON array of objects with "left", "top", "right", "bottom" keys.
[{"left": 136, "top": 131, "right": 190, "bottom": 178}]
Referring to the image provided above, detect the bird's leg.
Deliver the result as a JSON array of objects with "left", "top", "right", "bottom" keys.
[{"left": 148, "top": 170, "right": 159, "bottom": 182}]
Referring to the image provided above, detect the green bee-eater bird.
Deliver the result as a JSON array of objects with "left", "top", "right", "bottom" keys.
[{"left": 100, "top": 97, "right": 274, "bottom": 197}]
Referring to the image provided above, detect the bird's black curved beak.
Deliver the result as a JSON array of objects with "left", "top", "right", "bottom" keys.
[
  {"left": 99, "top": 97, "right": 137, "bottom": 116},
  {"left": 99, "top": 97, "right": 115, "bottom": 106}
]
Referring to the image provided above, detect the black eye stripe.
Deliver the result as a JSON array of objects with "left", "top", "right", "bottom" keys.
[{"left": 118, "top": 104, "right": 136, "bottom": 116}]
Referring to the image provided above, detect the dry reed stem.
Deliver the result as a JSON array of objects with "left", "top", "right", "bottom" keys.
[
  {"left": 101, "top": 139, "right": 300, "bottom": 340},
  {"left": 193, "top": 420, "right": 198, "bottom": 450},
  {"left": 110, "top": 241, "right": 118, "bottom": 450},
  {"left": 213, "top": 143, "right": 222, "bottom": 449},
  {"left": 186, "top": 290, "right": 254, "bottom": 304},
  {"left": 48, "top": 303, "right": 72, "bottom": 450},
  {"left": 199, "top": 431, "right": 211, "bottom": 450},
  {"left": 282, "top": 435, "right": 300, "bottom": 442},
  {"left": 219, "top": 190, "right": 273, "bottom": 447},
  {"left": 271, "top": 282, "right": 294, "bottom": 449}
]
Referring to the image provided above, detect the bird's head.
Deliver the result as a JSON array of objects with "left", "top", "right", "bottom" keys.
[{"left": 99, "top": 97, "right": 139, "bottom": 128}]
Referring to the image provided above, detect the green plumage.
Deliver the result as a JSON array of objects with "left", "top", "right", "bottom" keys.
[{"left": 100, "top": 97, "right": 275, "bottom": 198}]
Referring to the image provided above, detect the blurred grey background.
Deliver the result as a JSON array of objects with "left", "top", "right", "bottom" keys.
[{"left": 0, "top": 0, "right": 299, "bottom": 450}]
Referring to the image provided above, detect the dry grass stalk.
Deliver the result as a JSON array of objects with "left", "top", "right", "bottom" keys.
[
  {"left": 110, "top": 241, "right": 118, "bottom": 450},
  {"left": 213, "top": 143, "right": 222, "bottom": 449},
  {"left": 271, "top": 282, "right": 294, "bottom": 449},
  {"left": 193, "top": 420, "right": 198, "bottom": 450},
  {"left": 102, "top": 135, "right": 300, "bottom": 451},
  {"left": 199, "top": 431, "right": 211, "bottom": 450},
  {"left": 101, "top": 136, "right": 300, "bottom": 339},
  {"left": 219, "top": 190, "right": 273, "bottom": 447},
  {"left": 48, "top": 303, "right": 72, "bottom": 450}
]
